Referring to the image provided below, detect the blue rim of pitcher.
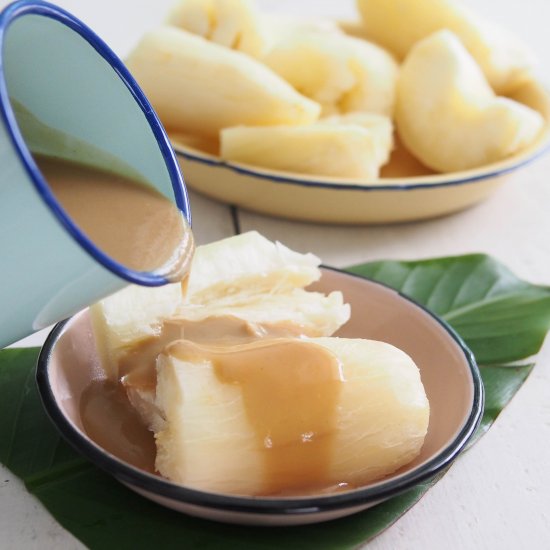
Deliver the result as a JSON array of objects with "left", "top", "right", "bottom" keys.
[{"left": 0, "top": 0, "right": 191, "bottom": 287}]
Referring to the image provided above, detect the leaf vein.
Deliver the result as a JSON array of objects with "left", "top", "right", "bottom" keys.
[
  {"left": 424, "top": 266, "right": 451, "bottom": 311},
  {"left": 442, "top": 291, "right": 550, "bottom": 322},
  {"left": 447, "top": 259, "right": 486, "bottom": 311}
]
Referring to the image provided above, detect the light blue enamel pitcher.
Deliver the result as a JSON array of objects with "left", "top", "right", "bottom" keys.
[{"left": 0, "top": 0, "right": 191, "bottom": 347}]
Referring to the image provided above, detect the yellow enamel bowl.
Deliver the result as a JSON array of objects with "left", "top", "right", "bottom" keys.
[{"left": 171, "top": 94, "right": 550, "bottom": 225}]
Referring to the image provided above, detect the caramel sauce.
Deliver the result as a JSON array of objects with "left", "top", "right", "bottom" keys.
[
  {"left": 80, "top": 380, "right": 157, "bottom": 473},
  {"left": 34, "top": 154, "right": 194, "bottom": 280},
  {"left": 119, "top": 315, "right": 310, "bottom": 392},
  {"left": 82, "top": 312, "right": 346, "bottom": 494},
  {"left": 167, "top": 338, "right": 343, "bottom": 495},
  {"left": 167, "top": 315, "right": 310, "bottom": 343}
]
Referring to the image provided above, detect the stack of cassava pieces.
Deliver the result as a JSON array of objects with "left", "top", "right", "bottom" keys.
[
  {"left": 125, "top": 0, "right": 546, "bottom": 179},
  {"left": 91, "top": 232, "right": 430, "bottom": 496}
]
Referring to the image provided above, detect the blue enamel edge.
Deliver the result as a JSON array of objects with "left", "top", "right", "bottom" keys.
[
  {"left": 0, "top": 0, "right": 191, "bottom": 287},
  {"left": 175, "top": 140, "right": 550, "bottom": 192}
]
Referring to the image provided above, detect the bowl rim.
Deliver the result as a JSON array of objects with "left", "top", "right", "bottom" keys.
[
  {"left": 35, "top": 267, "right": 484, "bottom": 516},
  {"left": 172, "top": 126, "right": 550, "bottom": 192}
]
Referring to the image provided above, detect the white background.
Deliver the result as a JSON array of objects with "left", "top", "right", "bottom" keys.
[{"left": 1, "top": 1, "right": 550, "bottom": 548}]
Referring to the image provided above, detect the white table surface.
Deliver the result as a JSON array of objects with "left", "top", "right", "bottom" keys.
[{"left": 2, "top": 0, "right": 550, "bottom": 548}]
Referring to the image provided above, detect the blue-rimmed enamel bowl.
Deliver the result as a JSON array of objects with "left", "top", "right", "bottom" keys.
[
  {"left": 171, "top": 88, "right": 550, "bottom": 225},
  {"left": 36, "top": 267, "right": 483, "bottom": 526}
]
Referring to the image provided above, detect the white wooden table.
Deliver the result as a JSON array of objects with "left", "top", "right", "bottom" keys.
[{"left": 2, "top": 1, "right": 550, "bottom": 548}]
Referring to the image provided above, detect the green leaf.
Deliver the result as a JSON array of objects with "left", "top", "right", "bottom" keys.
[
  {"left": 1, "top": 254, "right": 547, "bottom": 549},
  {"left": 0, "top": 348, "right": 85, "bottom": 480},
  {"left": 469, "top": 363, "right": 535, "bottom": 445},
  {"left": 0, "top": 350, "right": 443, "bottom": 550},
  {"left": 0, "top": 347, "right": 536, "bottom": 548},
  {"left": 348, "top": 254, "right": 550, "bottom": 364}
]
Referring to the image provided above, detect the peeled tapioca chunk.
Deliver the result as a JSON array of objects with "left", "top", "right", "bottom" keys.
[
  {"left": 356, "top": 0, "right": 537, "bottom": 95},
  {"left": 125, "top": 27, "right": 320, "bottom": 138},
  {"left": 166, "top": 0, "right": 269, "bottom": 57},
  {"left": 90, "top": 232, "right": 347, "bottom": 379},
  {"left": 184, "top": 230, "right": 322, "bottom": 304},
  {"left": 154, "top": 337, "right": 429, "bottom": 496},
  {"left": 220, "top": 114, "right": 393, "bottom": 179},
  {"left": 396, "top": 31, "right": 544, "bottom": 172},
  {"left": 263, "top": 30, "right": 398, "bottom": 117}
]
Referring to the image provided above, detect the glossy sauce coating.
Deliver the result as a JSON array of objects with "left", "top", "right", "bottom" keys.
[
  {"left": 168, "top": 337, "right": 343, "bottom": 494},
  {"left": 84, "top": 313, "right": 346, "bottom": 494},
  {"left": 119, "top": 315, "right": 312, "bottom": 391},
  {"left": 80, "top": 380, "right": 157, "bottom": 472}
]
